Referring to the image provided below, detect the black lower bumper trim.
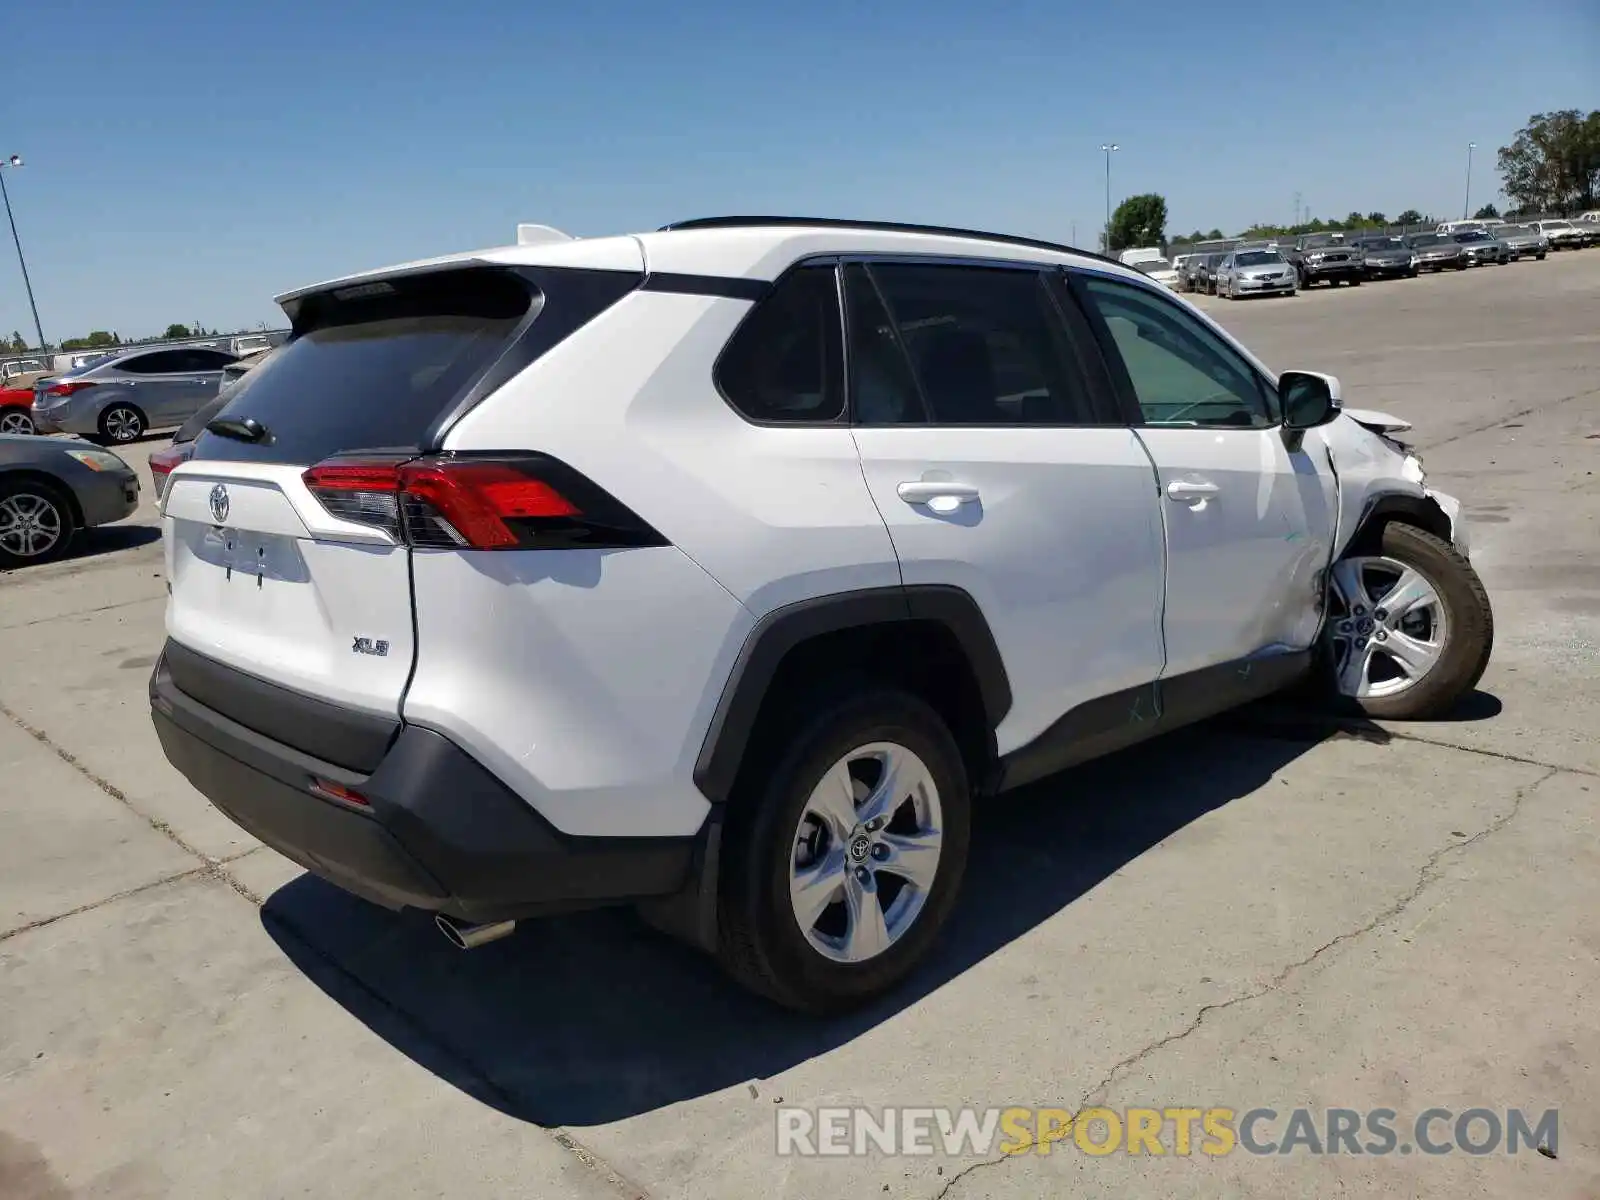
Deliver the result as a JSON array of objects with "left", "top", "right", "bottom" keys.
[{"left": 151, "top": 648, "right": 697, "bottom": 920}]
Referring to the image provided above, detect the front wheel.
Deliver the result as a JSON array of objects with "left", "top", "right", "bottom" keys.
[
  {"left": 1350, "top": 276, "right": 1362, "bottom": 286},
  {"left": 718, "top": 686, "right": 970, "bottom": 1013},
  {"left": 0, "top": 479, "right": 73, "bottom": 568},
  {"left": 0, "top": 409, "right": 36, "bottom": 436},
  {"left": 1323, "top": 524, "right": 1493, "bottom": 720}
]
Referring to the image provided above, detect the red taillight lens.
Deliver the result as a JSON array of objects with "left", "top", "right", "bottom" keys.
[
  {"left": 301, "top": 454, "right": 664, "bottom": 551},
  {"left": 149, "top": 443, "right": 194, "bottom": 500},
  {"left": 399, "top": 461, "right": 580, "bottom": 549},
  {"left": 45, "top": 380, "right": 97, "bottom": 397}
]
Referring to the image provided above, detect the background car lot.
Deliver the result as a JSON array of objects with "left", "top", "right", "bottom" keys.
[{"left": 1, "top": 255, "right": 1598, "bottom": 1196}]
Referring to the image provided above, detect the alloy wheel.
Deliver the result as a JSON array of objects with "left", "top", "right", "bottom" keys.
[
  {"left": 1326, "top": 556, "right": 1449, "bottom": 699},
  {"left": 104, "top": 407, "right": 142, "bottom": 442},
  {"left": 788, "top": 741, "right": 943, "bottom": 964},
  {"left": 0, "top": 410, "right": 34, "bottom": 435},
  {"left": 0, "top": 491, "right": 65, "bottom": 560}
]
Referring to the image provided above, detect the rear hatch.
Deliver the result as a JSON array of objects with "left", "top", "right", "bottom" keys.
[{"left": 160, "top": 265, "right": 560, "bottom": 765}]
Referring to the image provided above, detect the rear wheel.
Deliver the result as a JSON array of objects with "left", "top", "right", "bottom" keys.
[
  {"left": 1322, "top": 524, "right": 1493, "bottom": 720},
  {"left": 0, "top": 409, "right": 35, "bottom": 436},
  {"left": 98, "top": 404, "right": 146, "bottom": 445},
  {"left": 718, "top": 686, "right": 970, "bottom": 1013},
  {"left": 0, "top": 479, "right": 73, "bottom": 568}
]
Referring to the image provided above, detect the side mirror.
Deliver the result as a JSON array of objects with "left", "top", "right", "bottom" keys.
[{"left": 1279, "top": 370, "right": 1342, "bottom": 430}]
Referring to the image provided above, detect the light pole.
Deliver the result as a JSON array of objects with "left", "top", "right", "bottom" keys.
[
  {"left": 1463, "top": 142, "right": 1476, "bottom": 219},
  {"left": 1100, "top": 143, "right": 1119, "bottom": 252},
  {"left": 0, "top": 155, "right": 46, "bottom": 351}
]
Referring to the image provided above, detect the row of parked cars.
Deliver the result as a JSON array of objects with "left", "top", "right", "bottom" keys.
[
  {"left": 1143, "top": 217, "right": 1598, "bottom": 300},
  {"left": 0, "top": 341, "right": 273, "bottom": 567}
]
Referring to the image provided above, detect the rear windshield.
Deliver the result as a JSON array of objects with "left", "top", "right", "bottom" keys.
[{"left": 194, "top": 267, "right": 538, "bottom": 465}]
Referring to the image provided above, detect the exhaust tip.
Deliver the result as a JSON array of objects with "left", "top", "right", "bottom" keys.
[{"left": 435, "top": 914, "right": 517, "bottom": 950}]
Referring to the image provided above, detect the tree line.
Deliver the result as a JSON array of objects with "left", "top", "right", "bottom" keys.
[{"left": 4, "top": 323, "right": 254, "bottom": 355}]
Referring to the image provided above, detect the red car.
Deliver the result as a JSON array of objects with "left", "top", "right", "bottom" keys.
[{"left": 1, "top": 385, "right": 35, "bottom": 435}]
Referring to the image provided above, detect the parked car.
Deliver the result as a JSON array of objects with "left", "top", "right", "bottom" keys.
[
  {"left": 1, "top": 385, "right": 37, "bottom": 434},
  {"left": 1405, "top": 232, "right": 1467, "bottom": 271},
  {"left": 1529, "top": 219, "right": 1586, "bottom": 250},
  {"left": 1490, "top": 224, "right": 1548, "bottom": 260},
  {"left": 1216, "top": 248, "right": 1298, "bottom": 298},
  {"left": 1574, "top": 219, "right": 1600, "bottom": 248},
  {"left": 1354, "top": 236, "right": 1418, "bottom": 279},
  {"left": 1131, "top": 257, "right": 1181, "bottom": 289},
  {"left": 0, "top": 357, "right": 50, "bottom": 385},
  {"left": 0, "top": 434, "right": 139, "bottom": 567},
  {"left": 30, "top": 345, "right": 238, "bottom": 445},
  {"left": 147, "top": 348, "right": 276, "bottom": 500},
  {"left": 1294, "top": 234, "right": 1363, "bottom": 287},
  {"left": 1193, "top": 252, "right": 1229, "bottom": 295},
  {"left": 52, "top": 350, "right": 120, "bottom": 374},
  {"left": 150, "top": 216, "right": 1492, "bottom": 1012},
  {"left": 227, "top": 334, "right": 274, "bottom": 357},
  {"left": 1451, "top": 229, "right": 1509, "bottom": 266}
]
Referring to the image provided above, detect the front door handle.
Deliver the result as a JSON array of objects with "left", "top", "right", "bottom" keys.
[
  {"left": 1165, "top": 480, "right": 1220, "bottom": 501},
  {"left": 897, "top": 481, "right": 981, "bottom": 507}
]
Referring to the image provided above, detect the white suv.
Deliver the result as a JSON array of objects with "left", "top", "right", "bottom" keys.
[{"left": 150, "top": 217, "right": 1493, "bottom": 1012}]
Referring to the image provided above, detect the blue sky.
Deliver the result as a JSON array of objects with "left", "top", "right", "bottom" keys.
[{"left": 3, "top": 0, "right": 1596, "bottom": 342}]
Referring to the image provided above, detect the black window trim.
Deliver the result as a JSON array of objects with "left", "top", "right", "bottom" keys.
[
  {"left": 837, "top": 252, "right": 1121, "bottom": 430},
  {"left": 1062, "top": 267, "right": 1284, "bottom": 430},
  {"left": 710, "top": 259, "right": 850, "bottom": 429}
]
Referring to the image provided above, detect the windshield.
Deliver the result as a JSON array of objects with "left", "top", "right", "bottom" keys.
[
  {"left": 1235, "top": 251, "right": 1281, "bottom": 266},
  {"left": 1542, "top": 220, "right": 1572, "bottom": 230},
  {"left": 1300, "top": 235, "right": 1340, "bottom": 248},
  {"left": 1134, "top": 259, "right": 1173, "bottom": 275},
  {"left": 1409, "top": 234, "right": 1448, "bottom": 247},
  {"left": 1454, "top": 231, "right": 1490, "bottom": 242}
]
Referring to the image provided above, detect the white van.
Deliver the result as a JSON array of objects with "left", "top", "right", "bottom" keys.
[
  {"left": 1435, "top": 220, "right": 1491, "bottom": 235},
  {"left": 1117, "top": 246, "right": 1166, "bottom": 266}
]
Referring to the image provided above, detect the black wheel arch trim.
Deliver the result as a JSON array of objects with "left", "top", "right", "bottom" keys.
[
  {"left": 692, "top": 585, "right": 1012, "bottom": 805},
  {"left": 1349, "top": 491, "right": 1453, "bottom": 551}
]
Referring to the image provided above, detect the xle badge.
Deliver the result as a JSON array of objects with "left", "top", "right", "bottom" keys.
[{"left": 352, "top": 637, "right": 390, "bottom": 657}]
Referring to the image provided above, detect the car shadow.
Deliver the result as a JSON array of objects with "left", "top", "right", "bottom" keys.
[
  {"left": 65, "top": 524, "right": 162, "bottom": 560},
  {"left": 260, "top": 712, "right": 1419, "bottom": 1128}
]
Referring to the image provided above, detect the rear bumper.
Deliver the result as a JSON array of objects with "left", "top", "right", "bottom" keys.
[{"left": 149, "top": 646, "right": 698, "bottom": 921}]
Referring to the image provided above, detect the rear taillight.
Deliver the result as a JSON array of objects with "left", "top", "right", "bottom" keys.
[
  {"left": 302, "top": 454, "right": 665, "bottom": 551},
  {"left": 149, "top": 442, "right": 194, "bottom": 501},
  {"left": 44, "top": 380, "right": 97, "bottom": 397}
]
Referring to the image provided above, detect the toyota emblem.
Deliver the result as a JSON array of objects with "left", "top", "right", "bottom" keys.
[{"left": 209, "top": 483, "right": 230, "bottom": 524}]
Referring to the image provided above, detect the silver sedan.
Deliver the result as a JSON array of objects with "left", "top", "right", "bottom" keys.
[
  {"left": 30, "top": 344, "right": 238, "bottom": 445},
  {"left": 1216, "top": 249, "right": 1298, "bottom": 299}
]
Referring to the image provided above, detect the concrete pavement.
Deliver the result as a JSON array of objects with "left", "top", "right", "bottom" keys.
[{"left": 1, "top": 252, "right": 1596, "bottom": 1198}]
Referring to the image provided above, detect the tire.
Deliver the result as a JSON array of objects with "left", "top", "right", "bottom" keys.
[
  {"left": 1536, "top": 252, "right": 1546, "bottom": 260},
  {"left": 97, "top": 403, "right": 146, "bottom": 445},
  {"left": 717, "top": 685, "right": 971, "bottom": 1014},
  {"left": 0, "top": 408, "right": 36, "bottom": 436},
  {"left": 1322, "top": 523, "right": 1493, "bottom": 721},
  {"left": 0, "top": 478, "right": 74, "bottom": 569},
  {"left": 1350, "top": 276, "right": 1362, "bottom": 286}
]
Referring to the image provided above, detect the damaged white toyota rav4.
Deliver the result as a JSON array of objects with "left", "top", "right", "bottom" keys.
[{"left": 151, "top": 217, "right": 1492, "bottom": 1012}]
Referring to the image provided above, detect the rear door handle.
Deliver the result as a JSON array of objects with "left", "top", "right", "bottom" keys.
[
  {"left": 897, "top": 481, "right": 981, "bottom": 506},
  {"left": 1165, "top": 480, "right": 1220, "bottom": 501}
]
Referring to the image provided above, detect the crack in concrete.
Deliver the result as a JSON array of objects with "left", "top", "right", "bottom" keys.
[
  {"left": 0, "top": 865, "right": 209, "bottom": 945},
  {"left": 0, "top": 700, "right": 260, "bottom": 907},
  {"left": 0, "top": 594, "right": 165, "bottom": 631},
  {"left": 0, "top": 698, "right": 645, "bottom": 1200},
  {"left": 933, "top": 765, "right": 1561, "bottom": 1199},
  {"left": 1425, "top": 383, "right": 1600, "bottom": 450}
]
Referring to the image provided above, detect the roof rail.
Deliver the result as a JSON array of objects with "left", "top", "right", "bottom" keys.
[{"left": 658, "top": 215, "right": 1126, "bottom": 269}]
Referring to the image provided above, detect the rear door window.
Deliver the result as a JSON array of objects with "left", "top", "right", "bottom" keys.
[
  {"left": 196, "top": 267, "right": 543, "bottom": 465},
  {"left": 119, "top": 351, "right": 190, "bottom": 375}
]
